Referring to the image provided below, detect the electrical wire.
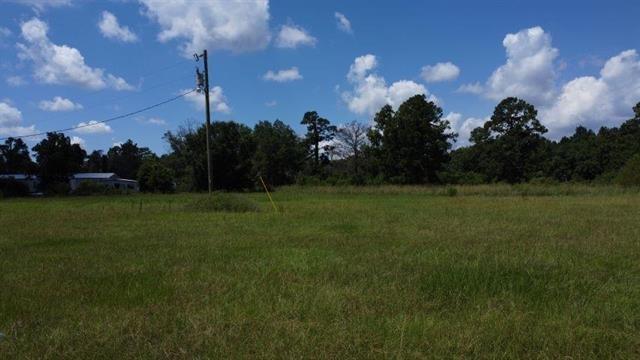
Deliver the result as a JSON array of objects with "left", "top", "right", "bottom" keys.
[
  {"left": 0, "top": 89, "right": 197, "bottom": 141},
  {"left": 78, "top": 70, "right": 193, "bottom": 112}
]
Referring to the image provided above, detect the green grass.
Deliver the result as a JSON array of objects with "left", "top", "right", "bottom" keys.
[{"left": 1, "top": 186, "right": 639, "bottom": 358}]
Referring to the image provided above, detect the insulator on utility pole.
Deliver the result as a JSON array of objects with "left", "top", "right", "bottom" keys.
[{"left": 196, "top": 68, "right": 205, "bottom": 93}]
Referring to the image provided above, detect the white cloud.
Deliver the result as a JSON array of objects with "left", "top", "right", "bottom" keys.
[
  {"left": 0, "top": 27, "right": 11, "bottom": 37},
  {"left": 457, "top": 117, "right": 489, "bottom": 147},
  {"left": 486, "top": 26, "right": 558, "bottom": 105},
  {"left": 541, "top": 49, "right": 640, "bottom": 135},
  {"left": 456, "top": 26, "right": 640, "bottom": 137},
  {"left": 342, "top": 54, "right": 434, "bottom": 115},
  {"left": 465, "top": 27, "right": 558, "bottom": 105},
  {"left": 443, "top": 112, "right": 462, "bottom": 134},
  {"left": 421, "top": 62, "right": 460, "bottom": 83},
  {"left": 137, "top": 116, "right": 167, "bottom": 126},
  {"left": 74, "top": 120, "right": 112, "bottom": 134},
  {"left": 70, "top": 136, "right": 85, "bottom": 147},
  {"left": 263, "top": 67, "right": 302, "bottom": 82},
  {"left": 134, "top": 116, "right": 167, "bottom": 126},
  {"left": 98, "top": 11, "right": 138, "bottom": 43},
  {"left": 139, "top": 0, "right": 271, "bottom": 57},
  {"left": 442, "top": 112, "right": 491, "bottom": 148},
  {"left": 457, "top": 82, "right": 483, "bottom": 94},
  {"left": 347, "top": 54, "right": 377, "bottom": 81},
  {"left": 335, "top": 12, "right": 352, "bottom": 33},
  {"left": 265, "top": 100, "right": 277, "bottom": 107},
  {"left": 9, "top": 0, "right": 71, "bottom": 9},
  {"left": 183, "top": 86, "right": 230, "bottom": 113},
  {"left": 0, "top": 102, "right": 23, "bottom": 128},
  {"left": 275, "top": 24, "right": 316, "bottom": 48},
  {"left": 6, "top": 76, "right": 27, "bottom": 87},
  {"left": 147, "top": 117, "right": 166, "bottom": 125},
  {"left": 17, "top": 18, "right": 133, "bottom": 90},
  {"left": 38, "top": 96, "right": 83, "bottom": 112},
  {"left": 0, "top": 101, "right": 37, "bottom": 137}
]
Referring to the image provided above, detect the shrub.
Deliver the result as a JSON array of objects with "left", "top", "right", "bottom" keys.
[
  {"left": 72, "top": 181, "right": 109, "bottom": 196},
  {"left": 46, "top": 181, "right": 71, "bottom": 196},
  {"left": 184, "top": 192, "right": 261, "bottom": 213},
  {"left": 617, "top": 154, "right": 640, "bottom": 187},
  {"left": 138, "top": 161, "right": 175, "bottom": 193},
  {"left": 0, "top": 179, "right": 29, "bottom": 198}
]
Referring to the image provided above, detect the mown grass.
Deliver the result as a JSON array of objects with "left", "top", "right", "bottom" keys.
[{"left": 1, "top": 186, "right": 639, "bottom": 358}]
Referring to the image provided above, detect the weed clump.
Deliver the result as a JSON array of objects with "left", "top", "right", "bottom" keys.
[
  {"left": 184, "top": 192, "right": 261, "bottom": 213},
  {"left": 445, "top": 186, "right": 458, "bottom": 197}
]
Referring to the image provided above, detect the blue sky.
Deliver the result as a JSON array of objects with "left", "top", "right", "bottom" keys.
[{"left": 1, "top": 0, "right": 639, "bottom": 154}]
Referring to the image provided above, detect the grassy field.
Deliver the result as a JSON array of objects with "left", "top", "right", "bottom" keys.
[{"left": 1, "top": 186, "right": 639, "bottom": 358}]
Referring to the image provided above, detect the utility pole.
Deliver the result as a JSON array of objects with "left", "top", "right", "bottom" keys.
[{"left": 195, "top": 49, "right": 213, "bottom": 194}]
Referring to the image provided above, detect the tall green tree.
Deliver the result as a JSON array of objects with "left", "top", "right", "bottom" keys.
[
  {"left": 137, "top": 159, "right": 175, "bottom": 193},
  {"left": 164, "top": 121, "right": 256, "bottom": 191},
  {"left": 253, "top": 120, "right": 304, "bottom": 186},
  {"left": 300, "top": 111, "right": 336, "bottom": 172},
  {"left": 210, "top": 121, "right": 256, "bottom": 190},
  {"left": 85, "top": 150, "right": 109, "bottom": 173},
  {"left": 470, "top": 97, "right": 549, "bottom": 183},
  {"left": 597, "top": 102, "right": 640, "bottom": 174},
  {"left": 107, "top": 140, "right": 154, "bottom": 179},
  {"left": 367, "top": 95, "right": 455, "bottom": 183},
  {"left": 0, "top": 137, "right": 36, "bottom": 174},
  {"left": 32, "top": 132, "right": 86, "bottom": 186},
  {"left": 549, "top": 126, "right": 602, "bottom": 181}
]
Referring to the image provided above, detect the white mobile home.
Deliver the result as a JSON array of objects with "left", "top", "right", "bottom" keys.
[
  {"left": 70, "top": 173, "right": 139, "bottom": 192},
  {"left": 0, "top": 174, "right": 40, "bottom": 193}
]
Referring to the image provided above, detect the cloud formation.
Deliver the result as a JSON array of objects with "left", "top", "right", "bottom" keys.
[
  {"left": 139, "top": 0, "right": 271, "bottom": 57},
  {"left": 342, "top": 54, "right": 434, "bottom": 115},
  {"left": 421, "top": 62, "right": 460, "bottom": 83},
  {"left": 183, "top": 87, "right": 231, "bottom": 114},
  {"left": 459, "top": 26, "right": 640, "bottom": 137},
  {"left": 0, "top": 101, "right": 37, "bottom": 137},
  {"left": 98, "top": 11, "right": 138, "bottom": 43},
  {"left": 9, "top": 0, "right": 71, "bottom": 10},
  {"left": 74, "top": 120, "right": 113, "bottom": 134},
  {"left": 17, "top": 18, "right": 133, "bottom": 90},
  {"left": 275, "top": 24, "right": 316, "bottom": 48},
  {"left": 70, "top": 136, "right": 85, "bottom": 147},
  {"left": 39, "top": 96, "right": 83, "bottom": 111},
  {"left": 459, "top": 27, "right": 558, "bottom": 105},
  {"left": 6, "top": 76, "right": 27, "bottom": 87},
  {"left": 542, "top": 49, "right": 640, "bottom": 134},
  {"left": 263, "top": 67, "right": 302, "bottom": 82},
  {"left": 334, "top": 12, "right": 352, "bottom": 33}
]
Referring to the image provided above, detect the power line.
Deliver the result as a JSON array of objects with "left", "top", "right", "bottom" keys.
[
  {"left": 0, "top": 89, "right": 197, "bottom": 141},
  {"left": 78, "top": 71, "right": 193, "bottom": 112}
]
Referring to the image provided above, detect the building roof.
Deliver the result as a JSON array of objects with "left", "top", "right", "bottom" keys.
[
  {"left": 72, "top": 173, "right": 117, "bottom": 179},
  {"left": 0, "top": 174, "right": 35, "bottom": 180}
]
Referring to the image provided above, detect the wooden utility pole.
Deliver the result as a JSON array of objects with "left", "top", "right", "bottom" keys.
[{"left": 195, "top": 49, "right": 213, "bottom": 194}]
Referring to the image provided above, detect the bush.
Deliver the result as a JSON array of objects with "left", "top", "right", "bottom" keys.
[
  {"left": 184, "top": 192, "right": 261, "bottom": 213},
  {"left": 72, "top": 181, "right": 110, "bottom": 196},
  {"left": 438, "top": 171, "right": 486, "bottom": 185},
  {"left": 138, "top": 161, "right": 175, "bottom": 193},
  {"left": 617, "top": 154, "right": 640, "bottom": 187},
  {"left": 528, "top": 177, "right": 559, "bottom": 185},
  {"left": 0, "top": 179, "right": 29, "bottom": 198},
  {"left": 46, "top": 181, "right": 71, "bottom": 196}
]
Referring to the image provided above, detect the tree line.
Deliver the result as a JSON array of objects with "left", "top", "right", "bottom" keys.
[{"left": 2, "top": 94, "right": 640, "bottom": 195}]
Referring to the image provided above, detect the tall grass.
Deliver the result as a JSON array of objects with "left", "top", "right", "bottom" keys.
[
  {"left": 279, "top": 183, "right": 640, "bottom": 197},
  {"left": 0, "top": 187, "right": 639, "bottom": 358}
]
